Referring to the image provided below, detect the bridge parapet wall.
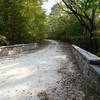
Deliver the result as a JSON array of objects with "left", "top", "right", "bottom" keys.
[
  {"left": 72, "top": 45, "right": 100, "bottom": 92},
  {"left": 0, "top": 43, "right": 38, "bottom": 56}
]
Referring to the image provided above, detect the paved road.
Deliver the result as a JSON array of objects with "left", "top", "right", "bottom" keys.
[{"left": 0, "top": 41, "right": 84, "bottom": 100}]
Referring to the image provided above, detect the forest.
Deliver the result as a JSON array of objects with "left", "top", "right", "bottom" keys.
[
  {"left": 0, "top": 0, "right": 100, "bottom": 54},
  {"left": 0, "top": 0, "right": 48, "bottom": 45},
  {"left": 48, "top": 0, "right": 100, "bottom": 55}
]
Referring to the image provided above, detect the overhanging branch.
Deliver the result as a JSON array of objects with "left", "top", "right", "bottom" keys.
[{"left": 62, "top": 0, "right": 90, "bottom": 20}]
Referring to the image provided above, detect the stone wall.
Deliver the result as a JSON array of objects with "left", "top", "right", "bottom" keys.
[
  {"left": 0, "top": 43, "right": 38, "bottom": 56},
  {"left": 72, "top": 45, "right": 100, "bottom": 92}
]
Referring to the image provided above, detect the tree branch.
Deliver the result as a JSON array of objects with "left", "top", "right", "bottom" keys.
[
  {"left": 62, "top": 0, "right": 90, "bottom": 20},
  {"left": 57, "top": 2, "right": 73, "bottom": 14}
]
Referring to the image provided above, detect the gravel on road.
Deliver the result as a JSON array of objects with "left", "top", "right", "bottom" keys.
[{"left": 0, "top": 40, "right": 85, "bottom": 100}]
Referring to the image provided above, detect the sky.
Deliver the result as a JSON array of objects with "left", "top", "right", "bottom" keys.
[{"left": 42, "top": 0, "right": 61, "bottom": 15}]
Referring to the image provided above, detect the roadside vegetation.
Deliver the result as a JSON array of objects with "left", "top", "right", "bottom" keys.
[
  {"left": 0, "top": 0, "right": 48, "bottom": 45},
  {"left": 48, "top": 0, "right": 100, "bottom": 55},
  {"left": 0, "top": 0, "right": 100, "bottom": 55}
]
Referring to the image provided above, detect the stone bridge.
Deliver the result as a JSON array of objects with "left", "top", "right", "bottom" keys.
[{"left": 0, "top": 40, "right": 99, "bottom": 100}]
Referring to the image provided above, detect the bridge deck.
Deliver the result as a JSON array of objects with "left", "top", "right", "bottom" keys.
[{"left": 0, "top": 41, "right": 84, "bottom": 100}]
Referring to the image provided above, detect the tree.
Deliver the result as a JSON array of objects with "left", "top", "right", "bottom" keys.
[
  {"left": 22, "top": 0, "right": 48, "bottom": 42},
  {"left": 48, "top": 3, "right": 84, "bottom": 42},
  {"left": 61, "top": 0, "right": 100, "bottom": 53},
  {"left": 0, "top": 0, "right": 48, "bottom": 45},
  {"left": 0, "top": 0, "right": 26, "bottom": 44}
]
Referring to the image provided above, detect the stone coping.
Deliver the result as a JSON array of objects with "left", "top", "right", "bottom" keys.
[
  {"left": 90, "top": 64, "right": 100, "bottom": 75},
  {"left": 72, "top": 45, "right": 100, "bottom": 65},
  {"left": 0, "top": 43, "right": 37, "bottom": 49},
  {"left": 0, "top": 43, "right": 38, "bottom": 56}
]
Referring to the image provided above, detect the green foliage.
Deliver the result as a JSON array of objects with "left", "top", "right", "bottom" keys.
[
  {"left": 22, "top": 0, "right": 48, "bottom": 43},
  {"left": 0, "top": 0, "right": 48, "bottom": 45},
  {"left": 48, "top": 3, "right": 94, "bottom": 49},
  {"left": 48, "top": 4, "right": 84, "bottom": 41},
  {"left": 49, "top": 16, "right": 82, "bottom": 40},
  {"left": 62, "top": 0, "right": 100, "bottom": 53},
  {"left": 96, "top": 15, "right": 100, "bottom": 31},
  {"left": 0, "top": 34, "right": 8, "bottom": 45},
  {"left": 63, "top": 0, "right": 100, "bottom": 13},
  {"left": 0, "top": 0, "right": 26, "bottom": 44},
  {"left": 49, "top": 1, "right": 100, "bottom": 52}
]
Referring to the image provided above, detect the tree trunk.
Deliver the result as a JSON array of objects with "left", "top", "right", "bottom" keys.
[
  {"left": 89, "top": 10, "right": 98, "bottom": 54},
  {"left": 89, "top": 31, "right": 98, "bottom": 54}
]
